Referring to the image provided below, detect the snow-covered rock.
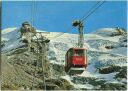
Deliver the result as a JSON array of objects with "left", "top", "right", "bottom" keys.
[{"left": 1, "top": 27, "right": 127, "bottom": 90}]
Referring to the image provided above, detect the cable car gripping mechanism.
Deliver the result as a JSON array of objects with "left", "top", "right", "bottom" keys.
[{"left": 72, "top": 20, "right": 84, "bottom": 48}]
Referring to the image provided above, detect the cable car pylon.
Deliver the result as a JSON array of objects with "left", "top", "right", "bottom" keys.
[{"left": 65, "top": 20, "right": 88, "bottom": 75}]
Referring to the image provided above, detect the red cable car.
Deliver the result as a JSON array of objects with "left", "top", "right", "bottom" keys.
[
  {"left": 65, "top": 20, "right": 88, "bottom": 75},
  {"left": 65, "top": 47, "right": 88, "bottom": 75}
]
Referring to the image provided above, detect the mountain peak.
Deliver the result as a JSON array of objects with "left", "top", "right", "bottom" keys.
[
  {"left": 2, "top": 27, "right": 18, "bottom": 34},
  {"left": 94, "top": 28, "right": 126, "bottom": 37}
]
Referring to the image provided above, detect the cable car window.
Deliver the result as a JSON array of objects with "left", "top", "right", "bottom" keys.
[{"left": 75, "top": 49, "right": 84, "bottom": 56}]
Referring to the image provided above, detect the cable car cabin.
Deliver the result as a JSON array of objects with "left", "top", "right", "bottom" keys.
[{"left": 65, "top": 48, "right": 88, "bottom": 75}]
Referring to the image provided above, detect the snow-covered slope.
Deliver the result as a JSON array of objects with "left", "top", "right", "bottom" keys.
[
  {"left": 1, "top": 28, "right": 25, "bottom": 52},
  {"left": 1, "top": 27, "right": 127, "bottom": 90}
]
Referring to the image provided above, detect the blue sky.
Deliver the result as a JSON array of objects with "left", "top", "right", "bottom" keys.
[{"left": 2, "top": 1, "right": 127, "bottom": 33}]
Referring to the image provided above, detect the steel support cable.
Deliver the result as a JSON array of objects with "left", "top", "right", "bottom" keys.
[
  {"left": 31, "top": 1, "right": 105, "bottom": 40},
  {"left": 33, "top": 0, "right": 37, "bottom": 27},
  {"left": 81, "top": 1, "right": 106, "bottom": 22},
  {"left": 30, "top": 1, "right": 32, "bottom": 25},
  {"left": 33, "top": 0, "right": 35, "bottom": 26},
  {"left": 31, "top": 1, "right": 34, "bottom": 26},
  {"left": 50, "top": 1, "right": 106, "bottom": 40},
  {"left": 80, "top": 1, "right": 101, "bottom": 20},
  {"left": 32, "top": 1, "right": 47, "bottom": 90},
  {"left": 30, "top": 1, "right": 106, "bottom": 40},
  {"left": 31, "top": 0, "right": 35, "bottom": 89},
  {"left": 35, "top": 1, "right": 37, "bottom": 27},
  {"left": 31, "top": 1, "right": 47, "bottom": 90},
  {"left": 31, "top": 0, "right": 36, "bottom": 26}
]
